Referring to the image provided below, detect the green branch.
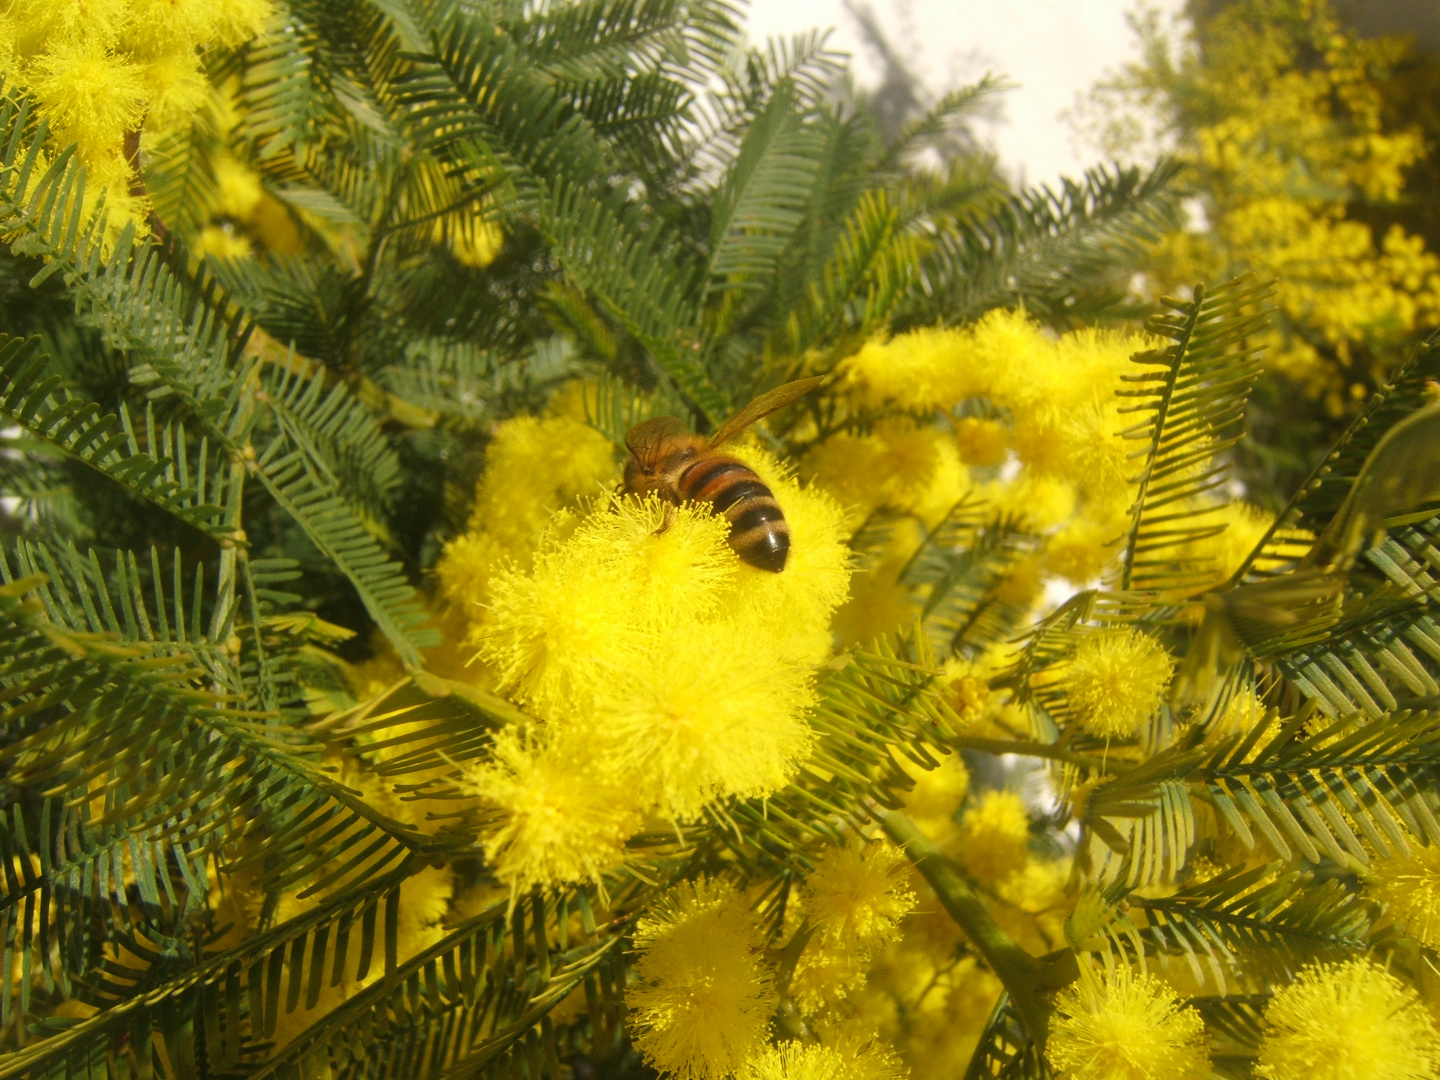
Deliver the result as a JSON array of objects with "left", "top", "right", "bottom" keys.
[{"left": 879, "top": 811, "right": 1076, "bottom": 1043}]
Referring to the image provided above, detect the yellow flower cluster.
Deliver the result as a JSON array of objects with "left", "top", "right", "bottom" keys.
[
  {"left": 808, "top": 310, "right": 1270, "bottom": 642},
  {"left": 3, "top": 0, "right": 272, "bottom": 236},
  {"left": 958, "top": 790, "right": 1031, "bottom": 884},
  {"left": 191, "top": 151, "right": 303, "bottom": 261},
  {"left": 745, "top": 1038, "right": 904, "bottom": 1080},
  {"left": 1256, "top": 959, "right": 1440, "bottom": 1080},
  {"left": 443, "top": 432, "right": 849, "bottom": 892},
  {"left": 1063, "top": 629, "right": 1175, "bottom": 739},
  {"left": 1090, "top": 0, "right": 1440, "bottom": 412},
  {"left": 630, "top": 879, "right": 775, "bottom": 1080},
  {"left": 1370, "top": 846, "right": 1440, "bottom": 949},
  {"left": 1048, "top": 964, "right": 1210, "bottom": 1080},
  {"left": 789, "top": 840, "right": 916, "bottom": 1012},
  {"left": 436, "top": 410, "right": 620, "bottom": 617}
]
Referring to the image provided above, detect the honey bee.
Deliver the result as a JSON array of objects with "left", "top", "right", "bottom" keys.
[{"left": 623, "top": 377, "right": 824, "bottom": 572}]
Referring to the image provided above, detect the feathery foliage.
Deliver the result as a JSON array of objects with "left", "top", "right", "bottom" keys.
[{"left": 12, "top": 2, "right": 1440, "bottom": 1080}]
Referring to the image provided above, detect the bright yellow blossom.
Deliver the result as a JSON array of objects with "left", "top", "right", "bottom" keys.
[
  {"left": 958, "top": 790, "right": 1031, "bottom": 884},
  {"left": 745, "top": 1038, "right": 905, "bottom": 1080},
  {"left": 631, "top": 879, "right": 774, "bottom": 1080},
  {"left": 1064, "top": 629, "right": 1174, "bottom": 739},
  {"left": 1369, "top": 846, "right": 1440, "bottom": 949},
  {"left": 1084, "top": 0, "right": 1440, "bottom": 411},
  {"left": 30, "top": 41, "right": 147, "bottom": 157},
  {"left": 952, "top": 417, "right": 1009, "bottom": 467},
  {"left": 471, "top": 487, "right": 847, "bottom": 826},
  {"left": 804, "top": 841, "right": 915, "bottom": 949},
  {"left": 193, "top": 224, "right": 252, "bottom": 261},
  {"left": 1256, "top": 959, "right": 1440, "bottom": 1080},
  {"left": 7, "top": 0, "right": 272, "bottom": 242},
  {"left": 899, "top": 753, "right": 970, "bottom": 842},
  {"left": 460, "top": 729, "right": 641, "bottom": 894},
  {"left": 435, "top": 413, "right": 618, "bottom": 618},
  {"left": 1048, "top": 964, "right": 1210, "bottom": 1080}
]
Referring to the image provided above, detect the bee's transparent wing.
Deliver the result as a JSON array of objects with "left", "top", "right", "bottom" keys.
[
  {"left": 706, "top": 376, "right": 824, "bottom": 449},
  {"left": 624, "top": 415, "right": 686, "bottom": 469}
]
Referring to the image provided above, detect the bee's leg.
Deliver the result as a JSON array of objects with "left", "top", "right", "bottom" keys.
[{"left": 653, "top": 503, "right": 676, "bottom": 536}]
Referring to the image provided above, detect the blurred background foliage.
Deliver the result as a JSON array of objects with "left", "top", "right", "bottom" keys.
[
  {"left": 4, "top": 0, "right": 1440, "bottom": 1078},
  {"left": 1078, "top": 0, "right": 1440, "bottom": 506}
]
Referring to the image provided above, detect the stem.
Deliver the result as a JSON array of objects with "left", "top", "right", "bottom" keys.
[
  {"left": 879, "top": 811, "right": 1076, "bottom": 1044},
  {"left": 952, "top": 734, "right": 1105, "bottom": 771}
]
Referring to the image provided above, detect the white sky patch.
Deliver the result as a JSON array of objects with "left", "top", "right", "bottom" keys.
[{"left": 744, "top": 0, "right": 1186, "bottom": 188}]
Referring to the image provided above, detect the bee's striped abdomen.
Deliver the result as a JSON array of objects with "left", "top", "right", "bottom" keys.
[{"left": 679, "top": 456, "right": 789, "bottom": 572}]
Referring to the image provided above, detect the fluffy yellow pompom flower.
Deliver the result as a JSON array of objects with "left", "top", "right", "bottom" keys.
[
  {"left": 193, "top": 224, "right": 251, "bottom": 261},
  {"left": 745, "top": 1038, "right": 905, "bottom": 1080},
  {"left": 478, "top": 499, "right": 734, "bottom": 709},
  {"left": 30, "top": 41, "right": 147, "bottom": 157},
  {"left": 203, "top": 0, "right": 274, "bottom": 47},
  {"left": 1065, "top": 629, "right": 1175, "bottom": 739},
  {"left": 1045, "top": 510, "right": 1126, "bottom": 585},
  {"left": 435, "top": 413, "right": 618, "bottom": 616},
  {"left": 802, "top": 421, "right": 967, "bottom": 533},
  {"left": 582, "top": 620, "right": 816, "bottom": 819},
  {"left": 1370, "top": 846, "right": 1440, "bottom": 949},
  {"left": 958, "top": 790, "right": 1031, "bottom": 884},
  {"left": 460, "top": 729, "right": 641, "bottom": 894},
  {"left": 213, "top": 155, "right": 264, "bottom": 220},
  {"left": 1048, "top": 965, "right": 1210, "bottom": 1080},
  {"left": 720, "top": 442, "right": 853, "bottom": 665},
  {"left": 1256, "top": 959, "right": 1440, "bottom": 1080},
  {"left": 804, "top": 841, "right": 915, "bottom": 948},
  {"left": 630, "top": 879, "right": 773, "bottom": 1080},
  {"left": 838, "top": 325, "right": 995, "bottom": 412},
  {"left": 789, "top": 941, "right": 869, "bottom": 1013},
  {"left": 447, "top": 215, "right": 505, "bottom": 268},
  {"left": 139, "top": 52, "right": 210, "bottom": 133},
  {"left": 476, "top": 494, "right": 845, "bottom": 822},
  {"left": 953, "top": 416, "right": 1010, "bottom": 467}
]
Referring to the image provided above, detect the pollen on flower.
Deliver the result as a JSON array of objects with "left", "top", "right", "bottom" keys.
[
  {"left": 745, "top": 1038, "right": 906, "bottom": 1080},
  {"left": 804, "top": 841, "right": 916, "bottom": 949},
  {"left": 838, "top": 325, "right": 991, "bottom": 412},
  {"left": 958, "top": 790, "right": 1031, "bottom": 884},
  {"left": 721, "top": 442, "right": 852, "bottom": 665},
  {"left": 580, "top": 619, "right": 815, "bottom": 820},
  {"left": 473, "top": 489, "right": 845, "bottom": 827},
  {"left": 789, "top": 939, "right": 870, "bottom": 1014},
  {"left": 1065, "top": 629, "right": 1175, "bottom": 739},
  {"left": 476, "top": 499, "right": 733, "bottom": 710},
  {"left": 30, "top": 41, "right": 147, "bottom": 156},
  {"left": 1370, "top": 845, "right": 1440, "bottom": 949},
  {"left": 139, "top": 53, "right": 210, "bottom": 133},
  {"left": 435, "top": 413, "right": 618, "bottom": 619},
  {"left": 1048, "top": 965, "right": 1210, "bottom": 1080},
  {"left": 460, "top": 729, "right": 641, "bottom": 893},
  {"left": 630, "top": 879, "right": 773, "bottom": 1080},
  {"left": 1256, "top": 959, "right": 1440, "bottom": 1080}
]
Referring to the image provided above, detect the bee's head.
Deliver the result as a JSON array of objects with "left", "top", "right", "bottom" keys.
[
  {"left": 622, "top": 441, "right": 697, "bottom": 496},
  {"left": 623, "top": 453, "right": 650, "bottom": 491}
]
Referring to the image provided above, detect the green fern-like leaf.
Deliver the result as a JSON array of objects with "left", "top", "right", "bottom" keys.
[{"left": 1119, "top": 277, "right": 1273, "bottom": 594}]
